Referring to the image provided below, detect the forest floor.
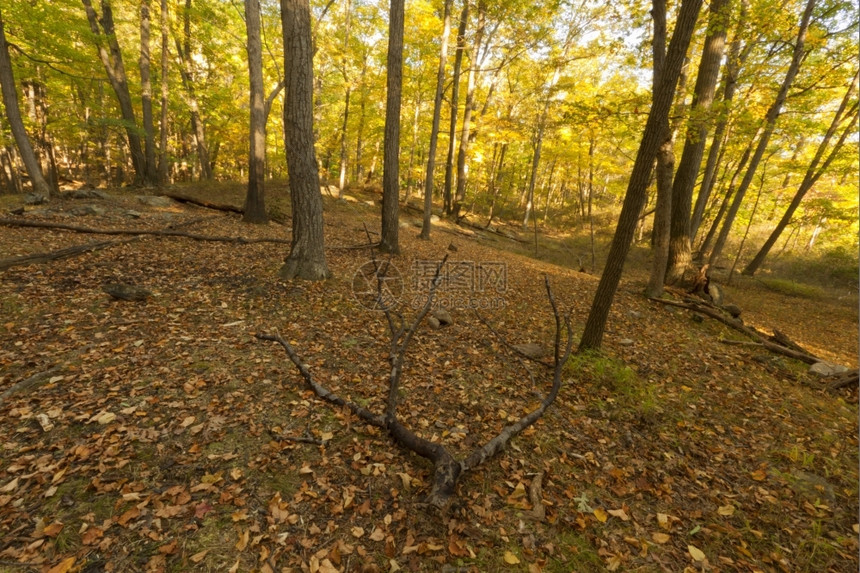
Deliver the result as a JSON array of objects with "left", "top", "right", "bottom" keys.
[{"left": 0, "top": 182, "right": 857, "bottom": 573}]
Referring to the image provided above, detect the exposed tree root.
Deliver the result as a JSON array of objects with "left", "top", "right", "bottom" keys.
[
  {"left": 826, "top": 369, "right": 859, "bottom": 392},
  {"left": 0, "top": 237, "right": 140, "bottom": 271}
]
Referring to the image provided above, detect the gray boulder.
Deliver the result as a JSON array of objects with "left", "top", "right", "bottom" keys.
[
  {"left": 432, "top": 308, "right": 453, "bottom": 326},
  {"left": 137, "top": 195, "right": 173, "bottom": 207},
  {"left": 809, "top": 362, "right": 849, "bottom": 377}
]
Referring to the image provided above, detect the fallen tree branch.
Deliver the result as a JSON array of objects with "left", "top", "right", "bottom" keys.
[
  {"left": 826, "top": 369, "right": 859, "bottom": 392},
  {"left": 259, "top": 265, "right": 574, "bottom": 509},
  {"left": 0, "top": 218, "right": 290, "bottom": 245},
  {"left": 652, "top": 297, "right": 821, "bottom": 365},
  {"left": 0, "top": 366, "right": 63, "bottom": 406},
  {"left": 161, "top": 192, "right": 244, "bottom": 214},
  {"left": 0, "top": 237, "right": 139, "bottom": 271}
]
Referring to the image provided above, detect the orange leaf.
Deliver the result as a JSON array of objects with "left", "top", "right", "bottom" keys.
[
  {"left": 117, "top": 506, "right": 140, "bottom": 526},
  {"left": 46, "top": 557, "right": 76, "bottom": 573},
  {"left": 236, "top": 529, "right": 249, "bottom": 551}
]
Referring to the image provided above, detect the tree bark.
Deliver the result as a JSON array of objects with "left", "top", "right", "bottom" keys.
[
  {"left": 419, "top": 0, "right": 452, "bottom": 240},
  {"left": 443, "top": 3, "right": 468, "bottom": 215},
  {"left": 690, "top": 0, "right": 749, "bottom": 241},
  {"left": 665, "top": 0, "right": 729, "bottom": 283},
  {"left": 337, "top": 0, "right": 352, "bottom": 198},
  {"left": 176, "top": 0, "right": 213, "bottom": 180},
  {"left": 452, "top": 2, "right": 486, "bottom": 220},
  {"left": 708, "top": 0, "right": 816, "bottom": 267},
  {"left": 157, "top": 0, "right": 170, "bottom": 184},
  {"left": 742, "top": 74, "right": 858, "bottom": 275},
  {"left": 0, "top": 13, "right": 53, "bottom": 197},
  {"left": 81, "top": 0, "right": 146, "bottom": 185},
  {"left": 139, "top": 0, "right": 158, "bottom": 185},
  {"left": 379, "top": 0, "right": 404, "bottom": 254},
  {"left": 645, "top": 0, "right": 672, "bottom": 298},
  {"left": 579, "top": 0, "right": 703, "bottom": 351},
  {"left": 279, "top": 0, "right": 330, "bottom": 280},
  {"left": 243, "top": 0, "right": 269, "bottom": 223}
]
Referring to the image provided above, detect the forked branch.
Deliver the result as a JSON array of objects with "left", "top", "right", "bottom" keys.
[{"left": 258, "top": 270, "right": 573, "bottom": 509}]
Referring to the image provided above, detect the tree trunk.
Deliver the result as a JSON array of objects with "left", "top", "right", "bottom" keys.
[
  {"left": 443, "top": 3, "right": 468, "bottom": 215},
  {"left": 279, "top": 0, "right": 330, "bottom": 280},
  {"left": 645, "top": 0, "right": 672, "bottom": 299},
  {"left": 708, "top": 0, "right": 816, "bottom": 267},
  {"left": 243, "top": 0, "right": 269, "bottom": 223},
  {"left": 158, "top": 0, "right": 170, "bottom": 184},
  {"left": 690, "top": 0, "right": 749, "bottom": 240},
  {"left": 742, "top": 75, "right": 859, "bottom": 275},
  {"left": 337, "top": 0, "right": 352, "bottom": 198},
  {"left": 379, "top": 0, "right": 404, "bottom": 254},
  {"left": 176, "top": 0, "right": 213, "bottom": 180},
  {"left": 0, "top": 16, "right": 52, "bottom": 198},
  {"left": 139, "top": 0, "right": 158, "bottom": 185},
  {"left": 579, "top": 0, "right": 703, "bottom": 351},
  {"left": 452, "top": 2, "right": 486, "bottom": 220},
  {"left": 81, "top": 0, "right": 146, "bottom": 185},
  {"left": 664, "top": 0, "right": 729, "bottom": 283},
  {"left": 354, "top": 55, "right": 367, "bottom": 182}
]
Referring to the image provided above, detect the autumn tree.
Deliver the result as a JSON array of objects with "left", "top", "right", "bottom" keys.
[
  {"left": 279, "top": 0, "right": 329, "bottom": 280},
  {"left": 379, "top": 0, "right": 405, "bottom": 254},
  {"left": 579, "top": 0, "right": 704, "bottom": 351},
  {"left": 0, "top": 11, "right": 53, "bottom": 197},
  {"left": 242, "top": 0, "right": 268, "bottom": 224}
]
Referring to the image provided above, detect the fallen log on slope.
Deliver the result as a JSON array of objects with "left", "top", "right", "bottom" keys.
[{"left": 651, "top": 297, "right": 822, "bottom": 365}]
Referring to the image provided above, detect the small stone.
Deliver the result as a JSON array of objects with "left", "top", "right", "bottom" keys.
[
  {"left": 628, "top": 310, "right": 642, "bottom": 319},
  {"left": 427, "top": 316, "right": 441, "bottom": 329},
  {"left": 809, "top": 362, "right": 849, "bottom": 377},
  {"left": 137, "top": 195, "right": 173, "bottom": 207},
  {"left": 432, "top": 308, "right": 453, "bottom": 326},
  {"left": 430, "top": 214, "right": 441, "bottom": 224},
  {"left": 722, "top": 303, "right": 742, "bottom": 318},
  {"left": 618, "top": 339, "right": 634, "bottom": 347},
  {"left": 70, "top": 205, "right": 105, "bottom": 216},
  {"left": 24, "top": 193, "right": 48, "bottom": 205},
  {"left": 124, "top": 210, "right": 142, "bottom": 218},
  {"left": 512, "top": 343, "right": 545, "bottom": 358},
  {"left": 103, "top": 283, "right": 152, "bottom": 302}
]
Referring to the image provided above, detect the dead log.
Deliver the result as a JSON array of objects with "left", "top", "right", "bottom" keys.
[
  {"left": 827, "top": 369, "right": 859, "bottom": 392},
  {"left": 0, "top": 366, "right": 62, "bottom": 406},
  {"left": 652, "top": 297, "right": 821, "bottom": 364},
  {"left": 0, "top": 237, "right": 139, "bottom": 271},
  {"left": 161, "top": 192, "right": 244, "bottom": 214},
  {"left": 259, "top": 257, "right": 574, "bottom": 509},
  {"left": 0, "top": 218, "right": 290, "bottom": 245}
]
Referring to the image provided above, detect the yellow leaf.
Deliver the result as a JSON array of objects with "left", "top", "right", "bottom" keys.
[
  {"left": 388, "top": 559, "right": 401, "bottom": 572},
  {"left": 320, "top": 431, "right": 334, "bottom": 441},
  {"left": 510, "top": 482, "right": 527, "bottom": 500},
  {"left": 190, "top": 550, "right": 208, "bottom": 563},
  {"left": 608, "top": 508, "right": 629, "bottom": 521},
  {"left": 503, "top": 550, "right": 520, "bottom": 564},
  {"left": 46, "top": 557, "right": 76, "bottom": 573},
  {"left": 717, "top": 504, "right": 736, "bottom": 516},
  {"left": 688, "top": 545, "right": 706, "bottom": 562},
  {"left": 369, "top": 527, "right": 386, "bottom": 541},
  {"left": 657, "top": 512, "right": 670, "bottom": 529},
  {"left": 1, "top": 477, "right": 19, "bottom": 493},
  {"left": 228, "top": 558, "right": 240, "bottom": 573},
  {"left": 593, "top": 508, "right": 608, "bottom": 523},
  {"left": 351, "top": 526, "right": 365, "bottom": 538},
  {"left": 230, "top": 467, "right": 243, "bottom": 480},
  {"left": 236, "top": 529, "right": 249, "bottom": 551},
  {"left": 181, "top": 416, "right": 196, "bottom": 428},
  {"left": 96, "top": 412, "right": 116, "bottom": 425},
  {"left": 652, "top": 532, "right": 671, "bottom": 544}
]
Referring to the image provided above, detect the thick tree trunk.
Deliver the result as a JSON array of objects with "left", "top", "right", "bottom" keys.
[
  {"left": 279, "top": 0, "right": 330, "bottom": 280},
  {"left": 379, "top": 0, "right": 404, "bottom": 254},
  {"left": 0, "top": 15, "right": 52, "bottom": 197},
  {"left": 243, "top": 0, "right": 269, "bottom": 223},
  {"left": 443, "top": 3, "right": 468, "bottom": 215},
  {"left": 139, "top": 0, "right": 158, "bottom": 185},
  {"left": 708, "top": 0, "right": 816, "bottom": 266},
  {"left": 81, "top": 0, "right": 146, "bottom": 185},
  {"left": 665, "top": 0, "right": 729, "bottom": 283},
  {"left": 579, "top": 0, "right": 703, "bottom": 351},
  {"left": 452, "top": 2, "right": 485, "bottom": 220},
  {"left": 742, "top": 77, "right": 858, "bottom": 275}
]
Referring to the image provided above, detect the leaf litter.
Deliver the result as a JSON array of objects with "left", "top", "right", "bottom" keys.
[{"left": 0, "top": 184, "right": 857, "bottom": 572}]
